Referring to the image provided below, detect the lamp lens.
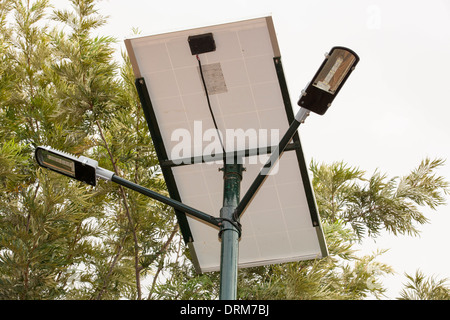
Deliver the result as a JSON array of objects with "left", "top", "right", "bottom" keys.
[
  {"left": 313, "top": 48, "right": 357, "bottom": 94},
  {"left": 36, "top": 149, "right": 76, "bottom": 177}
]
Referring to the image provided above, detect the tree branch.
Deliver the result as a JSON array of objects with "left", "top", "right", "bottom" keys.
[
  {"left": 95, "top": 120, "right": 142, "bottom": 300},
  {"left": 147, "top": 224, "right": 179, "bottom": 300}
]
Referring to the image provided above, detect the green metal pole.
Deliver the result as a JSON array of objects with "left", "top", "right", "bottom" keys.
[{"left": 219, "top": 162, "right": 243, "bottom": 300}]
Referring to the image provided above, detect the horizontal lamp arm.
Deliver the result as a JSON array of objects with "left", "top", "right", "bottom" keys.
[
  {"left": 110, "top": 174, "right": 221, "bottom": 228},
  {"left": 35, "top": 146, "right": 222, "bottom": 229}
]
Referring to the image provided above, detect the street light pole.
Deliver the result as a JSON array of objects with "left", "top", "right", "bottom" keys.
[{"left": 219, "top": 162, "right": 243, "bottom": 300}]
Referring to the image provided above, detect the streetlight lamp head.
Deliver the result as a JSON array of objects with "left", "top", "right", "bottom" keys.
[
  {"left": 298, "top": 46, "right": 359, "bottom": 115},
  {"left": 35, "top": 146, "right": 97, "bottom": 186}
]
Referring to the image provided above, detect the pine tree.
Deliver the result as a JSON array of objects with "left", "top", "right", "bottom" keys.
[
  {"left": 310, "top": 158, "right": 449, "bottom": 239},
  {"left": 398, "top": 270, "right": 450, "bottom": 300},
  {"left": 0, "top": 0, "right": 179, "bottom": 300}
]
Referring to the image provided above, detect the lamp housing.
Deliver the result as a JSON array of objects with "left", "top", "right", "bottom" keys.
[
  {"left": 298, "top": 46, "right": 359, "bottom": 115},
  {"left": 35, "top": 146, "right": 97, "bottom": 186}
]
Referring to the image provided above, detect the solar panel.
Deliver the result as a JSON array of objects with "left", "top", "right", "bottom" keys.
[{"left": 125, "top": 16, "right": 328, "bottom": 273}]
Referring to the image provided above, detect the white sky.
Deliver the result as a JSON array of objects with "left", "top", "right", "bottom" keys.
[{"left": 55, "top": 0, "right": 450, "bottom": 299}]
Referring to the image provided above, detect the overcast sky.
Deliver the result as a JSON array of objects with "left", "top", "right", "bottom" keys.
[{"left": 54, "top": 0, "right": 450, "bottom": 298}]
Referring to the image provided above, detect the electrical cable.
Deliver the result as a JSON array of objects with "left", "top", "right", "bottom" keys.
[
  {"left": 196, "top": 55, "right": 226, "bottom": 155},
  {"left": 196, "top": 55, "right": 242, "bottom": 236}
]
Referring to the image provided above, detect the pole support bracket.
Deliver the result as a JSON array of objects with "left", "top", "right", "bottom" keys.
[{"left": 218, "top": 207, "right": 242, "bottom": 239}]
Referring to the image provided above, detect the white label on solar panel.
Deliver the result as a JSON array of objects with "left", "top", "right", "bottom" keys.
[{"left": 199, "top": 63, "right": 227, "bottom": 95}]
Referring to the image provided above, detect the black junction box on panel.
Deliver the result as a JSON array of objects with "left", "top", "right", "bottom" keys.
[{"left": 188, "top": 33, "right": 216, "bottom": 55}]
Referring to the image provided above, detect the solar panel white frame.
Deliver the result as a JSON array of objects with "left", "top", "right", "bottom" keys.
[{"left": 125, "top": 16, "right": 328, "bottom": 273}]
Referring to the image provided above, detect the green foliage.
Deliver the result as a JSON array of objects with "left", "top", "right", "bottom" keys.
[
  {"left": 50, "top": 0, "right": 119, "bottom": 137},
  {"left": 398, "top": 270, "right": 450, "bottom": 300},
  {"left": 0, "top": 0, "right": 178, "bottom": 300},
  {"left": 151, "top": 240, "right": 220, "bottom": 300},
  {"left": 236, "top": 221, "right": 393, "bottom": 300},
  {"left": 311, "top": 159, "right": 450, "bottom": 239}
]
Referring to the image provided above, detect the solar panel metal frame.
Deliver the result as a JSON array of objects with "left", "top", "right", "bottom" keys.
[{"left": 125, "top": 16, "right": 328, "bottom": 273}]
